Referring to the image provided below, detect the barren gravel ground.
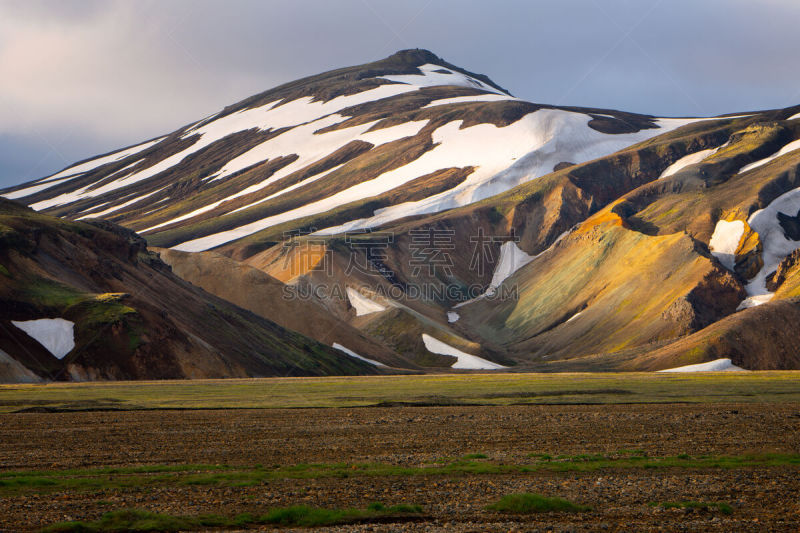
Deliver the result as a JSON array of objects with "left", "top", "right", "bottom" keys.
[{"left": 1, "top": 403, "right": 799, "bottom": 532}]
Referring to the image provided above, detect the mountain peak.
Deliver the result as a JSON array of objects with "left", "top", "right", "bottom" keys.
[
  {"left": 383, "top": 48, "right": 443, "bottom": 66},
  {"left": 376, "top": 48, "right": 509, "bottom": 96}
]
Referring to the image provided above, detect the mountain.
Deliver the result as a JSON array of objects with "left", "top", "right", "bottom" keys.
[
  {"left": 0, "top": 199, "right": 384, "bottom": 382},
  {"left": 1, "top": 49, "right": 693, "bottom": 253},
  {"left": 3, "top": 49, "right": 800, "bottom": 377}
]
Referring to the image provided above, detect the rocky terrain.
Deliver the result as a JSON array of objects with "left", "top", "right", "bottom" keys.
[{"left": 0, "top": 403, "right": 798, "bottom": 531}]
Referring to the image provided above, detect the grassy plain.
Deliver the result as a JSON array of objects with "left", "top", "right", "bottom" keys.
[{"left": 1, "top": 371, "right": 799, "bottom": 413}]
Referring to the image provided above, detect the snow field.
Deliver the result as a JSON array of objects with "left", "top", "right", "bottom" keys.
[
  {"left": 738, "top": 139, "right": 800, "bottom": 174},
  {"left": 314, "top": 115, "right": 714, "bottom": 237},
  {"left": 657, "top": 358, "right": 745, "bottom": 372},
  {"left": 421, "top": 333, "right": 506, "bottom": 370},
  {"left": 709, "top": 220, "right": 745, "bottom": 271},
  {"left": 332, "top": 343, "right": 386, "bottom": 367},
  {"left": 659, "top": 148, "right": 718, "bottom": 179},
  {"left": 738, "top": 186, "right": 800, "bottom": 308},
  {"left": 346, "top": 287, "right": 386, "bottom": 316},
  {"left": 11, "top": 318, "right": 75, "bottom": 359}
]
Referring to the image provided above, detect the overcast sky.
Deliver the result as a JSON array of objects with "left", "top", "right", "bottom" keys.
[{"left": 1, "top": 0, "right": 799, "bottom": 188}]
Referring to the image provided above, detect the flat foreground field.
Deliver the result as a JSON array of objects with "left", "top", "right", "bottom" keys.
[
  {"left": 2, "top": 371, "right": 800, "bottom": 412},
  {"left": 1, "top": 373, "right": 799, "bottom": 532}
]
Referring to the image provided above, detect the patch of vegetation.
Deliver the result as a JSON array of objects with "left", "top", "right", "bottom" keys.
[
  {"left": 705, "top": 123, "right": 788, "bottom": 164},
  {"left": 0, "top": 475, "right": 58, "bottom": 489},
  {"left": 616, "top": 449, "right": 647, "bottom": 457},
  {"left": 1, "top": 372, "right": 799, "bottom": 414},
  {"left": 4, "top": 453, "right": 798, "bottom": 497},
  {"left": 486, "top": 206, "right": 506, "bottom": 224},
  {"left": 486, "top": 493, "right": 591, "bottom": 514},
  {"left": 262, "top": 502, "right": 422, "bottom": 527},
  {"left": 0, "top": 263, "right": 10, "bottom": 277},
  {"left": 649, "top": 501, "right": 733, "bottom": 515},
  {"left": 42, "top": 510, "right": 209, "bottom": 533},
  {"left": 0, "top": 221, "right": 28, "bottom": 249},
  {"left": 462, "top": 453, "right": 488, "bottom": 460},
  {"left": 20, "top": 278, "right": 86, "bottom": 309},
  {"left": 42, "top": 503, "right": 424, "bottom": 532},
  {"left": 70, "top": 295, "right": 137, "bottom": 326}
]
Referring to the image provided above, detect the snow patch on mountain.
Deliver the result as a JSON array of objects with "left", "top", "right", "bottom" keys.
[
  {"left": 141, "top": 118, "right": 429, "bottom": 233},
  {"left": 224, "top": 119, "right": 431, "bottom": 211},
  {"left": 423, "top": 94, "right": 517, "bottom": 108},
  {"left": 332, "top": 343, "right": 386, "bottom": 367},
  {"left": 447, "top": 311, "right": 460, "bottom": 323},
  {"left": 38, "top": 138, "right": 164, "bottom": 183},
  {"left": 738, "top": 185, "right": 800, "bottom": 309},
  {"left": 738, "top": 139, "right": 800, "bottom": 174},
  {"left": 11, "top": 318, "right": 75, "bottom": 359},
  {"left": 315, "top": 115, "right": 714, "bottom": 236},
  {"left": 209, "top": 85, "right": 421, "bottom": 134},
  {"left": 454, "top": 230, "right": 570, "bottom": 309},
  {"left": 29, "top": 88, "right": 427, "bottom": 212},
  {"left": 77, "top": 186, "right": 167, "bottom": 220},
  {"left": 381, "top": 64, "right": 506, "bottom": 95},
  {"left": 2, "top": 175, "right": 74, "bottom": 200},
  {"left": 787, "top": 112, "right": 800, "bottom": 121},
  {"left": 737, "top": 294, "right": 774, "bottom": 310},
  {"left": 489, "top": 241, "right": 535, "bottom": 290},
  {"left": 709, "top": 220, "right": 745, "bottom": 271},
  {"left": 657, "top": 358, "right": 745, "bottom": 372},
  {"left": 3, "top": 139, "right": 163, "bottom": 203},
  {"left": 566, "top": 311, "right": 583, "bottom": 323},
  {"left": 659, "top": 148, "right": 718, "bottom": 179},
  {"left": 260, "top": 163, "right": 346, "bottom": 203},
  {"left": 346, "top": 287, "right": 386, "bottom": 316},
  {"left": 421, "top": 334, "right": 506, "bottom": 370}
]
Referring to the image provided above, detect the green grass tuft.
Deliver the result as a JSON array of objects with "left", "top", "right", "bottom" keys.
[
  {"left": 42, "top": 509, "right": 201, "bottom": 532},
  {"left": 462, "top": 453, "right": 488, "bottom": 460},
  {"left": 42, "top": 503, "right": 424, "bottom": 532},
  {"left": 258, "top": 502, "right": 422, "bottom": 527},
  {"left": 650, "top": 501, "right": 733, "bottom": 515},
  {"left": 487, "top": 493, "right": 591, "bottom": 514}
]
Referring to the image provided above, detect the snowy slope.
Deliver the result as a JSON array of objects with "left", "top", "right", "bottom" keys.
[
  {"left": 739, "top": 185, "right": 800, "bottom": 308},
  {"left": 738, "top": 139, "right": 800, "bottom": 174},
  {"left": 346, "top": 287, "right": 387, "bottom": 316},
  {"left": 709, "top": 220, "right": 745, "bottom": 271},
  {"left": 11, "top": 318, "right": 75, "bottom": 359},
  {"left": 657, "top": 358, "right": 745, "bottom": 372},
  {"left": 489, "top": 242, "right": 536, "bottom": 289},
  {"left": 177, "top": 112, "right": 708, "bottom": 250},
  {"left": 421, "top": 334, "right": 506, "bottom": 370},
  {"left": 332, "top": 343, "right": 386, "bottom": 367},
  {"left": 659, "top": 147, "right": 719, "bottom": 179},
  {"left": 1, "top": 49, "right": 721, "bottom": 255}
]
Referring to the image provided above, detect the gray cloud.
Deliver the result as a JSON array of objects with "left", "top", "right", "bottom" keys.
[{"left": 1, "top": 0, "right": 799, "bottom": 188}]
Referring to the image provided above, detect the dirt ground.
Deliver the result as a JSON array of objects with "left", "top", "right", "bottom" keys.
[{"left": 1, "top": 403, "right": 799, "bottom": 532}]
